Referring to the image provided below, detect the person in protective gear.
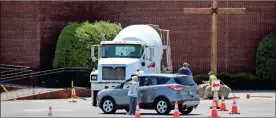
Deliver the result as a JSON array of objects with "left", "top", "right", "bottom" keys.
[
  {"left": 202, "top": 71, "right": 217, "bottom": 99},
  {"left": 201, "top": 71, "right": 232, "bottom": 99}
]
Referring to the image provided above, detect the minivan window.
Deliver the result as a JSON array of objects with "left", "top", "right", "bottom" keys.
[
  {"left": 157, "top": 77, "right": 170, "bottom": 85},
  {"left": 139, "top": 77, "right": 146, "bottom": 86},
  {"left": 174, "top": 76, "right": 197, "bottom": 86},
  {"left": 142, "top": 77, "right": 157, "bottom": 86}
]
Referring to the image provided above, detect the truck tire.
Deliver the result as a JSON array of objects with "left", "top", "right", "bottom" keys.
[
  {"left": 180, "top": 107, "right": 193, "bottom": 114},
  {"left": 100, "top": 97, "right": 117, "bottom": 114}
]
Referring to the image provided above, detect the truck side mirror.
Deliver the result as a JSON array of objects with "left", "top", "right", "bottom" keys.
[
  {"left": 91, "top": 45, "right": 100, "bottom": 62},
  {"left": 149, "top": 47, "right": 154, "bottom": 62},
  {"left": 145, "top": 46, "right": 150, "bottom": 60}
]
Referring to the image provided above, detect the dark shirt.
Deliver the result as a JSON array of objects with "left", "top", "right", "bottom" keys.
[{"left": 177, "top": 67, "right": 192, "bottom": 75}]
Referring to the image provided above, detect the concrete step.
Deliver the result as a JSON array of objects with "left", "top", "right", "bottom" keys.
[
  {"left": 1, "top": 83, "right": 43, "bottom": 89},
  {"left": 1, "top": 87, "right": 91, "bottom": 101},
  {"left": 1, "top": 88, "right": 63, "bottom": 101}
]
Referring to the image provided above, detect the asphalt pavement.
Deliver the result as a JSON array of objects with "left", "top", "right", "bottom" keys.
[{"left": 1, "top": 91, "right": 275, "bottom": 117}]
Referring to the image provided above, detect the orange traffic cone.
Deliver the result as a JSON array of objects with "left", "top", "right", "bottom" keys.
[
  {"left": 210, "top": 91, "right": 220, "bottom": 109},
  {"left": 135, "top": 102, "right": 141, "bottom": 118},
  {"left": 69, "top": 87, "right": 77, "bottom": 102},
  {"left": 219, "top": 94, "right": 228, "bottom": 111},
  {"left": 72, "top": 88, "right": 76, "bottom": 97},
  {"left": 173, "top": 101, "right": 180, "bottom": 118},
  {"left": 48, "top": 106, "right": 52, "bottom": 116},
  {"left": 210, "top": 99, "right": 218, "bottom": 117},
  {"left": 229, "top": 97, "right": 240, "bottom": 114}
]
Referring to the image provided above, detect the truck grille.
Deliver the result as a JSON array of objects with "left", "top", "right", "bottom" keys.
[{"left": 102, "top": 66, "right": 126, "bottom": 80}]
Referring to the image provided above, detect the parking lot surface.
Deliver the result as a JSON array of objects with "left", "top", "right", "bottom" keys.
[{"left": 1, "top": 91, "right": 275, "bottom": 117}]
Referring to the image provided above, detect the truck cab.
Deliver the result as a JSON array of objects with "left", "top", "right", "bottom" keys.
[{"left": 90, "top": 40, "right": 153, "bottom": 89}]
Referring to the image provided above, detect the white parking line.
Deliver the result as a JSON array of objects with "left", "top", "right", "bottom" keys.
[{"left": 33, "top": 100, "right": 46, "bottom": 103}]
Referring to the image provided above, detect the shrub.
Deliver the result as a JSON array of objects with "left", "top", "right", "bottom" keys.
[
  {"left": 52, "top": 22, "right": 82, "bottom": 68},
  {"left": 256, "top": 33, "right": 276, "bottom": 81},
  {"left": 52, "top": 21, "right": 122, "bottom": 68},
  {"left": 193, "top": 74, "right": 209, "bottom": 84},
  {"left": 193, "top": 72, "right": 274, "bottom": 90}
]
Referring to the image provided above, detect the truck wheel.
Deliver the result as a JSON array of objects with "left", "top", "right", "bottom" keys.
[
  {"left": 154, "top": 98, "right": 171, "bottom": 115},
  {"left": 180, "top": 107, "right": 193, "bottom": 114},
  {"left": 100, "top": 97, "right": 117, "bottom": 114}
]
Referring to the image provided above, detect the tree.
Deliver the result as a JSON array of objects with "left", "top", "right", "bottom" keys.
[
  {"left": 256, "top": 33, "right": 276, "bottom": 80},
  {"left": 53, "top": 21, "right": 122, "bottom": 68}
]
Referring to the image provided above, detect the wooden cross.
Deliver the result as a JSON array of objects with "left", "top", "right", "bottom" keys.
[{"left": 183, "top": 0, "right": 246, "bottom": 74}]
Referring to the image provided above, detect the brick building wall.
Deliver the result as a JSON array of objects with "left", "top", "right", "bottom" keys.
[
  {"left": 0, "top": 1, "right": 41, "bottom": 69},
  {"left": 0, "top": 1, "right": 275, "bottom": 74}
]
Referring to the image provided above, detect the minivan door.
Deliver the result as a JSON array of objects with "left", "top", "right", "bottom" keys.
[
  {"left": 115, "top": 79, "right": 132, "bottom": 105},
  {"left": 138, "top": 76, "right": 157, "bottom": 104}
]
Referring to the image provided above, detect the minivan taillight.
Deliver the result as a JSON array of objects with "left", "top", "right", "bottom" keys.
[{"left": 168, "top": 85, "right": 184, "bottom": 90}]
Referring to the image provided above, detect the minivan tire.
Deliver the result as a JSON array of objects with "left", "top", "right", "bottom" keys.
[
  {"left": 154, "top": 98, "right": 171, "bottom": 115},
  {"left": 100, "top": 97, "right": 117, "bottom": 114},
  {"left": 180, "top": 107, "right": 193, "bottom": 114}
]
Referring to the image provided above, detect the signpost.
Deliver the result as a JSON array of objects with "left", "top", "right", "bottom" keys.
[{"left": 212, "top": 80, "right": 221, "bottom": 91}]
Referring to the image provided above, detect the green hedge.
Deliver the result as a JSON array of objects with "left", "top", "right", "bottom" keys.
[
  {"left": 194, "top": 72, "right": 275, "bottom": 90},
  {"left": 256, "top": 33, "right": 276, "bottom": 81},
  {"left": 53, "top": 21, "right": 122, "bottom": 69}
]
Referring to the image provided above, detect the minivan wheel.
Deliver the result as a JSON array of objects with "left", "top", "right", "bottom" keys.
[
  {"left": 155, "top": 99, "right": 171, "bottom": 115},
  {"left": 180, "top": 107, "right": 193, "bottom": 114},
  {"left": 100, "top": 97, "right": 117, "bottom": 114}
]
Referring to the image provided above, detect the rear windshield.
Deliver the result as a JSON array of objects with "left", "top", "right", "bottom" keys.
[{"left": 173, "top": 76, "right": 197, "bottom": 86}]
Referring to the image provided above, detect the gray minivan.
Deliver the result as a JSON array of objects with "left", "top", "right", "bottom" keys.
[{"left": 96, "top": 73, "right": 200, "bottom": 115}]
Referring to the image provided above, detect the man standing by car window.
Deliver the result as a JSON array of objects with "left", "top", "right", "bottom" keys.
[
  {"left": 177, "top": 62, "right": 193, "bottom": 79},
  {"left": 127, "top": 76, "right": 140, "bottom": 115}
]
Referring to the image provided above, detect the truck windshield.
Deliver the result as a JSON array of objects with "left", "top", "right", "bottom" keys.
[{"left": 101, "top": 44, "right": 143, "bottom": 58}]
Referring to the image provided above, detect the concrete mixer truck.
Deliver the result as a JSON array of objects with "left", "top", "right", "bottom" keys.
[{"left": 89, "top": 24, "right": 173, "bottom": 106}]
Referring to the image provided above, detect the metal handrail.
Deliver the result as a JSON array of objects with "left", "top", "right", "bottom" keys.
[
  {"left": 0, "top": 68, "right": 28, "bottom": 74},
  {"left": 0, "top": 67, "right": 90, "bottom": 82},
  {"left": 0, "top": 64, "right": 31, "bottom": 74},
  {"left": 2, "top": 68, "right": 65, "bottom": 80},
  {"left": 0, "top": 69, "right": 33, "bottom": 78},
  {"left": 0, "top": 64, "right": 30, "bottom": 69},
  {"left": 0, "top": 67, "right": 23, "bottom": 70}
]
